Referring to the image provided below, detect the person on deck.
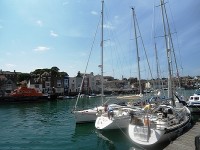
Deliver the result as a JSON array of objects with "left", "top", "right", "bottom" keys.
[{"left": 107, "top": 105, "right": 114, "bottom": 119}]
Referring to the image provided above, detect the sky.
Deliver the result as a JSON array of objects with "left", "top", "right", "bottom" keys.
[{"left": 0, "top": 0, "right": 199, "bottom": 79}]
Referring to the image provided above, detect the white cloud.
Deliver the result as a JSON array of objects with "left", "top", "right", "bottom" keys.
[
  {"left": 34, "top": 46, "right": 50, "bottom": 52},
  {"left": 103, "top": 22, "right": 115, "bottom": 30},
  {"left": 50, "top": 30, "right": 58, "bottom": 37},
  {"left": 91, "top": 11, "right": 98, "bottom": 15},
  {"left": 5, "top": 63, "right": 16, "bottom": 68},
  {"left": 36, "top": 20, "right": 43, "bottom": 27}
]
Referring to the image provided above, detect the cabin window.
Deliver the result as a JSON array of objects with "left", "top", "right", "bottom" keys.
[{"left": 194, "top": 97, "right": 199, "bottom": 100}]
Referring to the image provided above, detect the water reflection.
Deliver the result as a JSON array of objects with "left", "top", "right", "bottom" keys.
[{"left": 96, "top": 129, "right": 142, "bottom": 150}]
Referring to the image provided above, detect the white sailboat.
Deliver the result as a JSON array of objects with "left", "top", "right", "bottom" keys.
[
  {"left": 73, "top": 0, "right": 106, "bottom": 124},
  {"left": 95, "top": 105, "right": 141, "bottom": 130},
  {"left": 95, "top": 4, "right": 146, "bottom": 130},
  {"left": 128, "top": 3, "right": 191, "bottom": 147}
]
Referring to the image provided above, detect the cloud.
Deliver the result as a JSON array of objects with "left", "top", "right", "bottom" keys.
[
  {"left": 50, "top": 30, "right": 58, "bottom": 37},
  {"left": 5, "top": 64, "right": 16, "bottom": 68},
  {"left": 91, "top": 11, "right": 98, "bottom": 15},
  {"left": 36, "top": 20, "right": 43, "bottom": 27},
  {"left": 103, "top": 22, "right": 115, "bottom": 30},
  {"left": 33, "top": 46, "right": 50, "bottom": 52}
]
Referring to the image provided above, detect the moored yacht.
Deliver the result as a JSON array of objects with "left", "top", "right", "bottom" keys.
[
  {"left": 95, "top": 104, "right": 141, "bottom": 130},
  {"left": 128, "top": 103, "right": 191, "bottom": 146},
  {"left": 74, "top": 106, "right": 105, "bottom": 123},
  {"left": 128, "top": 3, "right": 191, "bottom": 148},
  {"left": 187, "top": 89, "right": 200, "bottom": 114}
]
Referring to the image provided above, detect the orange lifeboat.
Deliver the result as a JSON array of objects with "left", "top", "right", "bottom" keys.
[{"left": 11, "top": 86, "right": 44, "bottom": 97}]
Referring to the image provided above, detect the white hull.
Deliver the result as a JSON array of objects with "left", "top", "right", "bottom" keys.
[
  {"left": 95, "top": 115, "right": 130, "bottom": 130},
  {"left": 128, "top": 119, "right": 190, "bottom": 147},
  {"left": 128, "top": 124, "right": 166, "bottom": 146},
  {"left": 74, "top": 106, "right": 104, "bottom": 123},
  {"left": 128, "top": 106, "right": 191, "bottom": 147},
  {"left": 187, "top": 93, "right": 200, "bottom": 114},
  {"left": 74, "top": 109, "right": 97, "bottom": 123},
  {"left": 117, "top": 94, "right": 143, "bottom": 100},
  {"left": 95, "top": 106, "right": 141, "bottom": 130}
]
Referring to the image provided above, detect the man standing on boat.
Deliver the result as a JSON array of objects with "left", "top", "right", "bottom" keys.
[{"left": 107, "top": 105, "right": 114, "bottom": 119}]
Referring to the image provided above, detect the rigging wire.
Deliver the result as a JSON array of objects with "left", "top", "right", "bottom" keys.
[
  {"left": 168, "top": 0, "right": 184, "bottom": 75},
  {"left": 134, "top": 11, "right": 154, "bottom": 85},
  {"left": 104, "top": 2, "right": 132, "bottom": 79},
  {"left": 74, "top": 13, "right": 102, "bottom": 110}
]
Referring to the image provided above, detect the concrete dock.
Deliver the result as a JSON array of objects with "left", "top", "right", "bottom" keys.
[{"left": 164, "top": 121, "right": 200, "bottom": 150}]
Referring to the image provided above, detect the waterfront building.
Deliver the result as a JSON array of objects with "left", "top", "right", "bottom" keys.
[
  {"left": 68, "top": 72, "right": 97, "bottom": 95},
  {"left": 0, "top": 70, "right": 19, "bottom": 95}
]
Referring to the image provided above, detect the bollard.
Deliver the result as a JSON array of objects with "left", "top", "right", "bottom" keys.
[{"left": 195, "top": 135, "right": 200, "bottom": 150}]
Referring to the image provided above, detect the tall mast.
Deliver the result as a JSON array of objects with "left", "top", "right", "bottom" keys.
[
  {"left": 100, "top": 0, "right": 104, "bottom": 104},
  {"left": 132, "top": 8, "right": 142, "bottom": 95},
  {"left": 163, "top": 3, "right": 181, "bottom": 88},
  {"left": 154, "top": 43, "right": 160, "bottom": 89},
  {"left": 160, "top": 0, "right": 174, "bottom": 105}
]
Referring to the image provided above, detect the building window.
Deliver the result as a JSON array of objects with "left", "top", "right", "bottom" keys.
[
  {"left": 45, "top": 81, "right": 50, "bottom": 88},
  {"left": 64, "top": 79, "right": 68, "bottom": 88},
  {"left": 57, "top": 80, "right": 61, "bottom": 87}
]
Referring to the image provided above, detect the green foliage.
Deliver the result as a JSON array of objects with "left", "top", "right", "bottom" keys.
[
  {"left": 31, "top": 68, "right": 51, "bottom": 75},
  {"left": 76, "top": 71, "right": 82, "bottom": 77},
  {"left": 30, "top": 67, "right": 68, "bottom": 77},
  {"left": 59, "top": 72, "right": 69, "bottom": 76},
  {"left": 128, "top": 77, "right": 137, "bottom": 84},
  {"left": 17, "top": 73, "right": 31, "bottom": 82},
  {"left": 51, "top": 66, "right": 60, "bottom": 72}
]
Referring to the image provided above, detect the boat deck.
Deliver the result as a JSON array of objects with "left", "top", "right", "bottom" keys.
[{"left": 164, "top": 121, "right": 200, "bottom": 150}]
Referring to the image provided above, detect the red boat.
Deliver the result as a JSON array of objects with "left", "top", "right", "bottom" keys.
[
  {"left": 0, "top": 85, "right": 49, "bottom": 103},
  {"left": 11, "top": 86, "right": 45, "bottom": 97}
]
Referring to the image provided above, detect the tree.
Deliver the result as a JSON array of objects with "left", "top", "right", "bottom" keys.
[
  {"left": 128, "top": 77, "right": 137, "bottom": 84},
  {"left": 17, "top": 73, "right": 31, "bottom": 82},
  {"left": 51, "top": 66, "right": 60, "bottom": 77},
  {"left": 51, "top": 66, "right": 60, "bottom": 72},
  {"left": 123, "top": 78, "right": 127, "bottom": 81},
  {"left": 31, "top": 68, "right": 51, "bottom": 75},
  {"left": 76, "top": 71, "right": 82, "bottom": 77},
  {"left": 59, "top": 72, "right": 69, "bottom": 76}
]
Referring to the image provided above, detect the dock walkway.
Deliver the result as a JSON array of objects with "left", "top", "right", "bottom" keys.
[{"left": 164, "top": 121, "right": 200, "bottom": 150}]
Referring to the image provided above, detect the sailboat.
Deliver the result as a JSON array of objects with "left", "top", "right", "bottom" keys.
[
  {"left": 95, "top": 104, "right": 141, "bottom": 130},
  {"left": 95, "top": 5, "right": 147, "bottom": 130},
  {"left": 73, "top": 0, "right": 106, "bottom": 124},
  {"left": 128, "top": 2, "right": 191, "bottom": 147}
]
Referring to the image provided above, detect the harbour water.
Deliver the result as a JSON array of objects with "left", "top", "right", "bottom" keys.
[{"left": 0, "top": 90, "right": 196, "bottom": 150}]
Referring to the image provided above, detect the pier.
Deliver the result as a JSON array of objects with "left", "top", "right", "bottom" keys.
[{"left": 164, "top": 121, "right": 200, "bottom": 150}]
